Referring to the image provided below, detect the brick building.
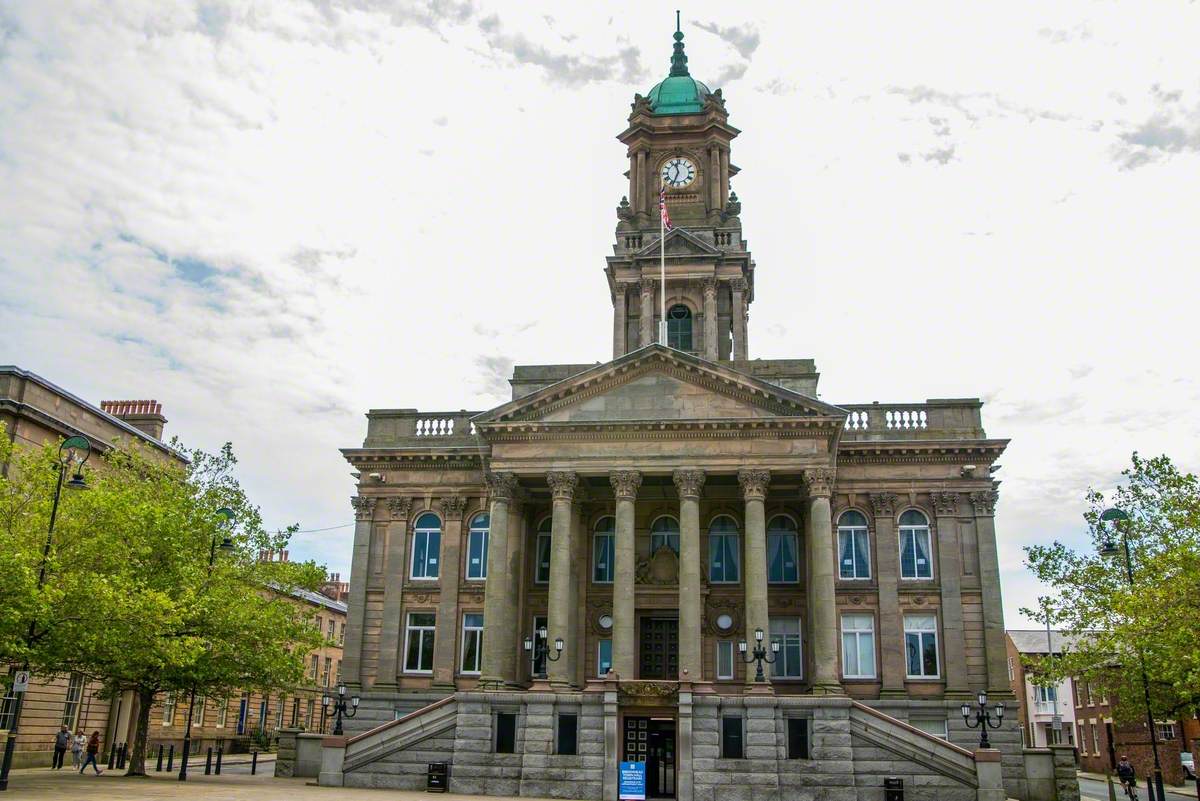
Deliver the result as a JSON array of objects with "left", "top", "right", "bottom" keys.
[{"left": 1005, "top": 630, "right": 1079, "bottom": 749}]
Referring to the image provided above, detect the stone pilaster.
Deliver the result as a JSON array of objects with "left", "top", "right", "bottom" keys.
[
  {"left": 610, "top": 470, "right": 642, "bottom": 678},
  {"left": 804, "top": 469, "right": 842, "bottom": 694},
  {"left": 432, "top": 496, "right": 467, "bottom": 689},
  {"left": 639, "top": 278, "right": 656, "bottom": 348},
  {"left": 480, "top": 472, "right": 519, "bottom": 687},
  {"left": 613, "top": 284, "right": 627, "bottom": 359},
  {"left": 701, "top": 278, "right": 718, "bottom": 361},
  {"left": 738, "top": 468, "right": 771, "bottom": 686},
  {"left": 870, "top": 492, "right": 906, "bottom": 696},
  {"left": 673, "top": 469, "right": 706, "bottom": 681},
  {"left": 342, "top": 495, "right": 376, "bottom": 689},
  {"left": 932, "top": 491, "right": 970, "bottom": 697},
  {"left": 375, "top": 497, "right": 412, "bottom": 688},
  {"left": 972, "top": 488, "right": 1011, "bottom": 695},
  {"left": 546, "top": 471, "right": 579, "bottom": 688},
  {"left": 730, "top": 277, "right": 748, "bottom": 360}
]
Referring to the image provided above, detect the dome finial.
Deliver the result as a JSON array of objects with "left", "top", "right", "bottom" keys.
[{"left": 669, "top": 11, "right": 689, "bottom": 77}]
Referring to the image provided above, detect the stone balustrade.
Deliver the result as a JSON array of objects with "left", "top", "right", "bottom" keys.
[
  {"left": 363, "top": 409, "right": 482, "bottom": 447},
  {"left": 840, "top": 399, "right": 986, "bottom": 441}
]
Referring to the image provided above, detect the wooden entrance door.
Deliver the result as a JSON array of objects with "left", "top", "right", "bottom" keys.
[{"left": 639, "top": 618, "right": 679, "bottom": 680}]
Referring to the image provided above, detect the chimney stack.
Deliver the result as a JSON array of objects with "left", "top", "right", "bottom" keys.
[{"left": 99, "top": 399, "right": 167, "bottom": 440}]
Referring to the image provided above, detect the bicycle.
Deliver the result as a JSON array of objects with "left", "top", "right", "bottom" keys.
[{"left": 1120, "top": 777, "right": 1138, "bottom": 800}]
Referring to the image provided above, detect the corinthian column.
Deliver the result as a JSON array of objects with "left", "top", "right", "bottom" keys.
[
  {"left": 701, "top": 278, "right": 718, "bottom": 361},
  {"left": 932, "top": 491, "right": 969, "bottom": 697},
  {"left": 730, "top": 278, "right": 748, "bottom": 361},
  {"left": 972, "top": 489, "right": 1010, "bottom": 695},
  {"left": 673, "top": 469, "right": 706, "bottom": 681},
  {"left": 342, "top": 496, "right": 376, "bottom": 689},
  {"left": 738, "top": 468, "right": 771, "bottom": 686},
  {"left": 376, "top": 497, "right": 413, "bottom": 688},
  {"left": 480, "top": 473, "right": 519, "bottom": 687},
  {"left": 432, "top": 496, "right": 467, "bottom": 689},
  {"left": 610, "top": 470, "right": 642, "bottom": 678},
  {"left": 546, "top": 471, "right": 579, "bottom": 688},
  {"left": 639, "top": 278, "right": 656, "bottom": 348},
  {"left": 804, "top": 469, "right": 842, "bottom": 694},
  {"left": 871, "top": 492, "right": 906, "bottom": 697}
]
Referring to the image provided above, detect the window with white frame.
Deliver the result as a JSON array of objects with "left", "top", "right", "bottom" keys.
[
  {"left": 327, "top": 618, "right": 336, "bottom": 640},
  {"left": 651, "top": 516, "right": 680, "bottom": 555},
  {"left": 841, "top": 613, "right": 876, "bottom": 679},
  {"left": 716, "top": 641, "right": 735, "bottom": 680},
  {"left": 411, "top": 513, "right": 441, "bottom": 579},
  {"left": 708, "top": 516, "right": 740, "bottom": 583},
  {"left": 1157, "top": 722, "right": 1177, "bottom": 741},
  {"left": 1090, "top": 723, "right": 1099, "bottom": 755},
  {"left": 770, "top": 617, "right": 803, "bottom": 678},
  {"left": 61, "top": 672, "right": 84, "bottom": 729},
  {"left": 275, "top": 695, "right": 284, "bottom": 729},
  {"left": 904, "top": 613, "right": 939, "bottom": 678},
  {"left": 910, "top": 717, "right": 949, "bottom": 740},
  {"left": 593, "top": 517, "right": 615, "bottom": 583},
  {"left": 767, "top": 515, "right": 800, "bottom": 583},
  {"left": 597, "top": 639, "right": 613, "bottom": 677},
  {"left": 196, "top": 695, "right": 206, "bottom": 727},
  {"left": 467, "top": 513, "right": 489, "bottom": 580},
  {"left": 535, "top": 518, "right": 552, "bottom": 584},
  {"left": 461, "top": 613, "right": 484, "bottom": 674},
  {"left": 899, "top": 510, "right": 933, "bottom": 579},
  {"left": 163, "top": 691, "right": 177, "bottom": 725},
  {"left": 216, "top": 697, "right": 228, "bottom": 728},
  {"left": 310, "top": 654, "right": 319, "bottom": 679},
  {"left": 837, "top": 510, "right": 871, "bottom": 579},
  {"left": 404, "top": 612, "right": 437, "bottom": 673},
  {"left": 1035, "top": 685, "right": 1057, "bottom": 703}
]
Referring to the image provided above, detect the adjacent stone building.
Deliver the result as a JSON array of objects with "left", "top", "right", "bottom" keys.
[{"left": 328, "top": 22, "right": 1065, "bottom": 801}]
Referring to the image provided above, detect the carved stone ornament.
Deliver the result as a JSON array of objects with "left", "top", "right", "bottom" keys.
[
  {"left": 630, "top": 93, "right": 652, "bottom": 116},
  {"left": 351, "top": 496, "right": 377, "bottom": 522},
  {"left": 636, "top": 547, "right": 679, "bottom": 586},
  {"left": 610, "top": 470, "right": 643, "bottom": 501},
  {"left": 639, "top": 277, "right": 658, "bottom": 295},
  {"left": 546, "top": 471, "right": 579, "bottom": 502},
  {"left": 705, "top": 597, "right": 742, "bottom": 635},
  {"left": 722, "top": 190, "right": 741, "bottom": 219},
  {"left": 931, "top": 491, "right": 961, "bottom": 517},
  {"left": 440, "top": 495, "right": 468, "bottom": 521},
  {"left": 851, "top": 596, "right": 863, "bottom": 606},
  {"left": 700, "top": 277, "right": 718, "bottom": 300},
  {"left": 728, "top": 277, "right": 748, "bottom": 294},
  {"left": 971, "top": 490, "right": 999, "bottom": 516},
  {"left": 870, "top": 492, "right": 898, "bottom": 517},
  {"left": 803, "top": 468, "right": 835, "bottom": 499},
  {"left": 386, "top": 497, "right": 412, "bottom": 521},
  {"left": 619, "top": 680, "right": 679, "bottom": 704},
  {"left": 485, "top": 471, "right": 519, "bottom": 503},
  {"left": 738, "top": 468, "right": 770, "bottom": 501},
  {"left": 672, "top": 469, "right": 706, "bottom": 499},
  {"left": 617, "top": 195, "right": 634, "bottom": 221}
]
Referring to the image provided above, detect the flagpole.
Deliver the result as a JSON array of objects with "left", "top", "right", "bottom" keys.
[{"left": 659, "top": 176, "right": 667, "bottom": 345}]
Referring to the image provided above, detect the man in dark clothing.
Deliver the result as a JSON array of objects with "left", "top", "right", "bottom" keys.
[
  {"left": 52, "top": 726, "right": 70, "bottom": 769},
  {"left": 1117, "top": 756, "right": 1137, "bottom": 797}
]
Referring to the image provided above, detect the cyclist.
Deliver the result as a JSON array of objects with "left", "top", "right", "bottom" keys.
[{"left": 1116, "top": 755, "right": 1137, "bottom": 799}]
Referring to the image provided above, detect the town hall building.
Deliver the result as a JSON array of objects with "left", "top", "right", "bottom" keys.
[{"left": 324, "top": 21, "right": 1075, "bottom": 801}]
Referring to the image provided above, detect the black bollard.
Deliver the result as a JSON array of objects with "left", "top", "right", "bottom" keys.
[
  {"left": 156, "top": 744, "right": 164, "bottom": 772},
  {"left": 107, "top": 744, "right": 116, "bottom": 770},
  {"left": 117, "top": 743, "right": 126, "bottom": 770},
  {"left": 166, "top": 744, "right": 174, "bottom": 772},
  {"left": 251, "top": 750, "right": 258, "bottom": 775},
  {"left": 214, "top": 746, "right": 222, "bottom": 775},
  {"left": 204, "top": 747, "right": 212, "bottom": 775}
]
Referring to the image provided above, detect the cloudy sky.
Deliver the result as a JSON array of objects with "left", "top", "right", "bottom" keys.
[{"left": 2, "top": 1, "right": 1197, "bottom": 626}]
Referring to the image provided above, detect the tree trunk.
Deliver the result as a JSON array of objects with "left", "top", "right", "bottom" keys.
[{"left": 125, "top": 687, "right": 155, "bottom": 776}]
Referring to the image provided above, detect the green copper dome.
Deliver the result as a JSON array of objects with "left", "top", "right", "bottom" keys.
[{"left": 647, "top": 16, "right": 711, "bottom": 115}]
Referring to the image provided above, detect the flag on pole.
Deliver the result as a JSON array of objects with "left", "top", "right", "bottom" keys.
[{"left": 659, "top": 185, "right": 673, "bottom": 231}]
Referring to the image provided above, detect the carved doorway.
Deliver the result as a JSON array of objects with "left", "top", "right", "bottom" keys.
[{"left": 639, "top": 617, "right": 678, "bottom": 680}]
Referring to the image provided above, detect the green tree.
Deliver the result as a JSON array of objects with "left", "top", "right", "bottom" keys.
[{"left": 1024, "top": 453, "right": 1200, "bottom": 724}]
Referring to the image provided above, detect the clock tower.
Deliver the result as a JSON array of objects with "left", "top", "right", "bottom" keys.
[{"left": 606, "top": 17, "right": 753, "bottom": 362}]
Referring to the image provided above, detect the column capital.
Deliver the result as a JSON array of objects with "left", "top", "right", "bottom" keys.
[
  {"left": 386, "top": 496, "right": 413, "bottom": 521},
  {"left": 609, "top": 470, "right": 643, "bottom": 501},
  {"left": 737, "top": 468, "right": 770, "bottom": 501},
  {"left": 672, "top": 469, "right": 706, "bottom": 499},
  {"left": 971, "top": 489, "right": 999, "bottom": 517},
  {"left": 351, "top": 495, "right": 377, "bottom": 521},
  {"left": 546, "top": 471, "right": 579, "bottom": 502},
  {"left": 802, "top": 468, "right": 835, "bottom": 499},
  {"left": 485, "top": 471, "right": 519, "bottom": 502},
  {"left": 440, "top": 495, "right": 468, "bottom": 521},
  {"left": 728, "top": 276, "right": 748, "bottom": 293},
  {"left": 639, "top": 277, "right": 658, "bottom": 294},
  {"left": 869, "top": 492, "right": 898, "bottom": 517},
  {"left": 700, "top": 277, "right": 718, "bottom": 299},
  {"left": 932, "top": 491, "right": 962, "bottom": 517}
]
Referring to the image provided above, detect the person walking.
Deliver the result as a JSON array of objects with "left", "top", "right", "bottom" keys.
[
  {"left": 52, "top": 726, "right": 70, "bottom": 769},
  {"left": 78, "top": 731, "right": 103, "bottom": 775},
  {"left": 70, "top": 730, "right": 85, "bottom": 768}
]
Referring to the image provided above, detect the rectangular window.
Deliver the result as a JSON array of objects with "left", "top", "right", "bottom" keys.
[
  {"left": 911, "top": 717, "right": 949, "bottom": 740},
  {"left": 597, "top": 639, "right": 613, "bottom": 677},
  {"left": 336, "top": 660, "right": 342, "bottom": 685},
  {"left": 904, "top": 614, "right": 939, "bottom": 678},
  {"left": 290, "top": 697, "right": 299, "bottom": 727},
  {"left": 467, "top": 527, "right": 488, "bottom": 580},
  {"left": 557, "top": 713, "right": 578, "bottom": 755},
  {"left": 258, "top": 700, "right": 267, "bottom": 734},
  {"left": 275, "top": 695, "right": 284, "bottom": 729},
  {"left": 236, "top": 695, "right": 248, "bottom": 735},
  {"left": 716, "top": 641, "right": 734, "bottom": 680},
  {"left": 1090, "top": 723, "right": 1099, "bottom": 755},
  {"left": 787, "top": 718, "right": 810, "bottom": 759},
  {"left": 841, "top": 613, "right": 876, "bottom": 679},
  {"left": 496, "top": 712, "right": 517, "bottom": 754},
  {"left": 1073, "top": 681, "right": 1082, "bottom": 708},
  {"left": 310, "top": 654, "right": 319, "bottom": 679},
  {"left": 163, "top": 691, "right": 176, "bottom": 725},
  {"left": 1157, "top": 723, "right": 1176, "bottom": 741},
  {"left": 1035, "top": 685, "right": 1057, "bottom": 703},
  {"left": 593, "top": 531, "right": 614, "bottom": 583},
  {"left": 314, "top": 616, "right": 322, "bottom": 633},
  {"left": 899, "top": 527, "right": 933, "bottom": 579},
  {"left": 535, "top": 532, "right": 552, "bottom": 583},
  {"left": 195, "top": 695, "right": 206, "bottom": 727},
  {"left": 1077, "top": 723, "right": 1086, "bottom": 752},
  {"left": 838, "top": 527, "right": 871, "bottom": 579},
  {"left": 770, "top": 617, "right": 803, "bottom": 678},
  {"left": 461, "top": 613, "right": 484, "bottom": 674},
  {"left": 326, "top": 619, "right": 335, "bottom": 640},
  {"left": 324, "top": 656, "right": 332, "bottom": 685},
  {"left": 404, "top": 612, "right": 437, "bottom": 673},
  {"left": 61, "top": 672, "right": 84, "bottom": 729},
  {"left": 709, "top": 533, "right": 740, "bottom": 583},
  {"left": 768, "top": 530, "right": 799, "bottom": 583},
  {"left": 339, "top": 622, "right": 345, "bottom": 645},
  {"left": 1085, "top": 682, "right": 1094, "bottom": 706},
  {"left": 217, "top": 697, "right": 228, "bottom": 728},
  {"left": 721, "top": 716, "right": 744, "bottom": 759},
  {"left": 411, "top": 529, "right": 441, "bottom": 579},
  {"left": 305, "top": 699, "right": 314, "bottom": 730}
]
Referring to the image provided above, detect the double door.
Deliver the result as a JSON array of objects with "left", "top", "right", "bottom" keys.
[
  {"left": 639, "top": 617, "right": 678, "bottom": 680},
  {"left": 623, "top": 716, "right": 676, "bottom": 799}
]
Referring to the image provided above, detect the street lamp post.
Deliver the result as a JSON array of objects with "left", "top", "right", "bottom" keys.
[
  {"left": 0, "top": 436, "right": 91, "bottom": 792},
  {"left": 322, "top": 685, "right": 360, "bottom": 736},
  {"left": 1099, "top": 507, "right": 1167, "bottom": 801},
  {"left": 178, "top": 508, "right": 235, "bottom": 782},
  {"left": 738, "top": 628, "right": 780, "bottom": 684},
  {"left": 961, "top": 691, "right": 1006, "bottom": 749},
  {"left": 523, "top": 628, "right": 564, "bottom": 677}
]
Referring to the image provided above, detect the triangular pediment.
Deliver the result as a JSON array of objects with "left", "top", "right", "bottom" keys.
[
  {"left": 632, "top": 227, "right": 721, "bottom": 260},
  {"left": 472, "top": 345, "right": 846, "bottom": 429}
]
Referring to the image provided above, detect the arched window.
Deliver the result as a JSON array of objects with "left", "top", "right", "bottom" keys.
[
  {"left": 411, "top": 512, "right": 441, "bottom": 579},
  {"left": 650, "top": 516, "right": 680, "bottom": 555},
  {"left": 898, "top": 509, "right": 932, "bottom": 579},
  {"left": 593, "top": 516, "right": 615, "bottom": 583},
  {"left": 467, "top": 512, "right": 489, "bottom": 580},
  {"left": 708, "top": 515, "right": 740, "bottom": 583},
  {"left": 837, "top": 510, "right": 870, "bottom": 580},
  {"left": 666, "top": 304, "right": 693, "bottom": 351},
  {"left": 535, "top": 517, "right": 552, "bottom": 584},
  {"left": 767, "top": 515, "right": 799, "bottom": 583}
]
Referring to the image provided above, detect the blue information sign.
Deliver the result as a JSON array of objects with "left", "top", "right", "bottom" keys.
[{"left": 619, "top": 760, "right": 646, "bottom": 801}]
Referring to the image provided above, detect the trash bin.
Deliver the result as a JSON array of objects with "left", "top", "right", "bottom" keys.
[
  {"left": 884, "top": 776, "right": 904, "bottom": 801},
  {"left": 427, "top": 761, "right": 449, "bottom": 792}
]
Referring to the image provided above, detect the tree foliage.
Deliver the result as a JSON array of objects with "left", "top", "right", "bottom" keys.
[{"left": 1023, "top": 453, "right": 1200, "bottom": 724}]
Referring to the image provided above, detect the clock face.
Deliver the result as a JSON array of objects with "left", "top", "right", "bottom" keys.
[{"left": 661, "top": 157, "right": 696, "bottom": 188}]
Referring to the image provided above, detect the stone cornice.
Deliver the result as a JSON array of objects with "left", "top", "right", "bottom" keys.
[
  {"left": 836, "top": 440, "right": 1008, "bottom": 465},
  {"left": 479, "top": 417, "right": 842, "bottom": 443}
]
